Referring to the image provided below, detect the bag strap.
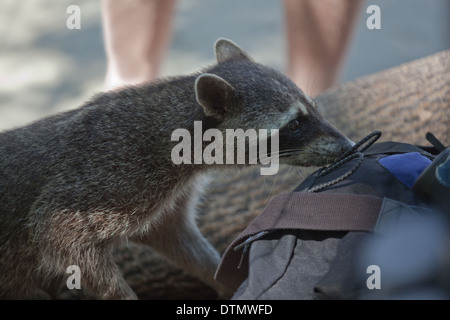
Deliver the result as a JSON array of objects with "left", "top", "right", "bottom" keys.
[{"left": 215, "top": 192, "right": 383, "bottom": 291}]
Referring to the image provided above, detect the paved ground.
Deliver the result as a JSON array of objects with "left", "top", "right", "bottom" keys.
[{"left": 0, "top": 0, "right": 448, "bottom": 131}]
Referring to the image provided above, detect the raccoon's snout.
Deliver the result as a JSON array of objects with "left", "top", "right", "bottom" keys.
[
  {"left": 337, "top": 138, "right": 356, "bottom": 156},
  {"left": 327, "top": 137, "right": 355, "bottom": 161},
  {"left": 301, "top": 136, "right": 355, "bottom": 167}
]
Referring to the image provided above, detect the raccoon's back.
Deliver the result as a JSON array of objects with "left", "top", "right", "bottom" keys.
[{"left": 0, "top": 108, "right": 82, "bottom": 225}]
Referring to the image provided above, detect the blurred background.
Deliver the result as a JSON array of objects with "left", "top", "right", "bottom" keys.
[{"left": 0, "top": 0, "right": 448, "bottom": 131}]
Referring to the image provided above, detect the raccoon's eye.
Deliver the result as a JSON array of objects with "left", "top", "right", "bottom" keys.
[{"left": 288, "top": 119, "right": 300, "bottom": 132}]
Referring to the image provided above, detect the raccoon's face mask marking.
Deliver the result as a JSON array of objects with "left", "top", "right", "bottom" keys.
[
  {"left": 196, "top": 38, "right": 354, "bottom": 168},
  {"left": 277, "top": 114, "right": 354, "bottom": 166}
]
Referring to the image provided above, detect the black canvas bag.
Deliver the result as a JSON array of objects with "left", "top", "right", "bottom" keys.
[{"left": 215, "top": 132, "right": 450, "bottom": 299}]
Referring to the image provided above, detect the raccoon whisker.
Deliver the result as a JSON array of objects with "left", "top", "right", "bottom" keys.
[
  {"left": 262, "top": 148, "right": 304, "bottom": 159},
  {"left": 296, "top": 167, "right": 305, "bottom": 178},
  {"left": 274, "top": 150, "right": 303, "bottom": 158},
  {"left": 281, "top": 164, "right": 295, "bottom": 186},
  {"left": 272, "top": 148, "right": 304, "bottom": 154},
  {"left": 264, "top": 152, "right": 298, "bottom": 162},
  {"left": 253, "top": 149, "right": 303, "bottom": 164},
  {"left": 310, "top": 156, "right": 326, "bottom": 167},
  {"left": 261, "top": 161, "right": 298, "bottom": 211},
  {"left": 262, "top": 168, "right": 280, "bottom": 210},
  {"left": 306, "top": 67, "right": 315, "bottom": 96},
  {"left": 257, "top": 153, "right": 282, "bottom": 163}
]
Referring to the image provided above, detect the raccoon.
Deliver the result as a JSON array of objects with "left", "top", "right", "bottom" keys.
[{"left": 0, "top": 39, "right": 353, "bottom": 299}]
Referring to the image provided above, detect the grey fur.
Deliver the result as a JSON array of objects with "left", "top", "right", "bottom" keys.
[{"left": 0, "top": 39, "right": 352, "bottom": 299}]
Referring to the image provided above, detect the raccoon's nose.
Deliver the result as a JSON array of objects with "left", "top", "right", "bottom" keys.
[{"left": 339, "top": 139, "right": 355, "bottom": 154}]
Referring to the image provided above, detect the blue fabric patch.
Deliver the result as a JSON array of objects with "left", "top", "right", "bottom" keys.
[{"left": 379, "top": 152, "right": 432, "bottom": 188}]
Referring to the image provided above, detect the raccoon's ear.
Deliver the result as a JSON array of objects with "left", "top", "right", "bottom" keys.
[
  {"left": 215, "top": 38, "right": 253, "bottom": 63},
  {"left": 195, "top": 73, "right": 236, "bottom": 118}
]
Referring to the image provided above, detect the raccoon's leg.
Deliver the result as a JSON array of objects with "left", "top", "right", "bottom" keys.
[
  {"left": 31, "top": 208, "right": 138, "bottom": 300},
  {"left": 79, "top": 249, "right": 138, "bottom": 300},
  {"left": 38, "top": 273, "right": 65, "bottom": 299},
  {"left": 0, "top": 244, "right": 43, "bottom": 299},
  {"left": 38, "top": 243, "right": 137, "bottom": 300},
  {"left": 136, "top": 191, "right": 231, "bottom": 297}
]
